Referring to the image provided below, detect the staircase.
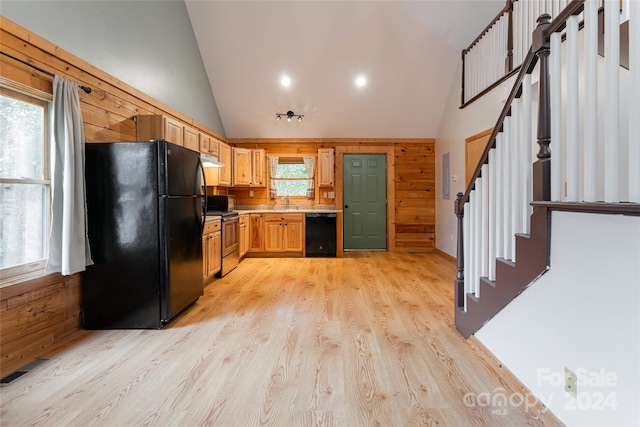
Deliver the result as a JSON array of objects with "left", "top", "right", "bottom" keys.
[{"left": 454, "top": 0, "right": 640, "bottom": 338}]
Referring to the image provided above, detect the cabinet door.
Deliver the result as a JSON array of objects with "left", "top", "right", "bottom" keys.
[
  {"left": 284, "top": 217, "right": 304, "bottom": 252},
  {"left": 184, "top": 126, "right": 199, "bottom": 152},
  {"left": 318, "top": 148, "right": 334, "bottom": 187},
  {"left": 209, "top": 137, "right": 219, "bottom": 158},
  {"left": 249, "top": 214, "right": 264, "bottom": 252},
  {"left": 199, "top": 133, "right": 210, "bottom": 154},
  {"left": 232, "top": 147, "right": 251, "bottom": 186},
  {"left": 239, "top": 223, "right": 247, "bottom": 257},
  {"left": 164, "top": 117, "right": 184, "bottom": 146},
  {"left": 208, "top": 230, "right": 221, "bottom": 277},
  {"left": 264, "top": 220, "right": 284, "bottom": 252},
  {"left": 218, "top": 142, "right": 232, "bottom": 186},
  {"left": 251, "top": 149, "right": 266, "bottom": 186}
]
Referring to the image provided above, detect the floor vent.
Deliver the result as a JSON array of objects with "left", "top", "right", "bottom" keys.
[{"left": 0, "top": 358, "right": 53, "bottom": 387}]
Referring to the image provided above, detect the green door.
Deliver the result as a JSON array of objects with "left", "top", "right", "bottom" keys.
[{"left": 343, "top": 154, "right": 387, "bottom": 250}]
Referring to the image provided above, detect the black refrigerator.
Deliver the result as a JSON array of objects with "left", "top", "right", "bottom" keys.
[{"left": 84, "top": 140, "right": 204, "bottom": 329}]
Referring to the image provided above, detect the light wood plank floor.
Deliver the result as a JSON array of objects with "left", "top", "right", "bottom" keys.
[{"left": 0, "top": 252, "right": 561, "bottom": 426}]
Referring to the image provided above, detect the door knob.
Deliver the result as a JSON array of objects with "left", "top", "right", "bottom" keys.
[{"left": 344, "top": 205, "right": 348, "bottom": 208}]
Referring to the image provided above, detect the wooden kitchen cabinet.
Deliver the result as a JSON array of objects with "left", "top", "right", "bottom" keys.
[
  {"left": 137, "top": 115, "right": 185, "bottom": 146},
  {"left": 183, "top": 126, "right": 199, "bottom": 152},
  {"left": 202, "top": 218, "right": 221, "bottom": 282},
  {"left": 239, "top": 214, "right": 249, "bottom": 258},
  {"left": 251, "top": 149, "right": 266, "bottom": 186},
  {"left": 199, "top": 133, "right": 220, "bottom": 158},
  {"left": 248, "top": 214, "right": 264, "bottom": 252},
  {"left": 232, "top": 147, "right": 251, "bottom": 186},
  {"left": 318, "top": 148, "right": 334, "bottom": 187},
  {"left": 263, "top": 213, "right": 304, "bottom": 253},
  {"left": 218, "top": 142, "right": 232, "bottom": 186}
]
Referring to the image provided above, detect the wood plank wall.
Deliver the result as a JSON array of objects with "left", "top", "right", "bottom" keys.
[
  {"left": 0, "top": 17, "right": 435, "bottom": 375},
  {"left": 230, "top": 139, "right": 436, "bottom": 252},
  {"left": 0, "top": 17, "right": 224, "bottom": 376}
]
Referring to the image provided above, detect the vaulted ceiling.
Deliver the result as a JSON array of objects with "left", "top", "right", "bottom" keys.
[{"left": 185, "top": 1, "right": 504, "bottom": 139}]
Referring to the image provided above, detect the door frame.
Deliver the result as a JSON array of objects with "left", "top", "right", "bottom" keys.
[{"left": 335, "top": 146, "right": 395, "bottom": 251}]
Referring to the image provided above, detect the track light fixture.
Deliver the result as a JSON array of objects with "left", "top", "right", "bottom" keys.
[{"left": 276, "top": 110, "right": 304, "bottom": 122}]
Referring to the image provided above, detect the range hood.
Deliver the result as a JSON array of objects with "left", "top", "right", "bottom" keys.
[{"left": 201, "top": 153, "right": 224, "bottom": 168}]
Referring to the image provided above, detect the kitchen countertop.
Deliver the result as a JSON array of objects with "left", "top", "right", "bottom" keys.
[{"left": 235, "top": 208, "right": 342, "bottom": 214}]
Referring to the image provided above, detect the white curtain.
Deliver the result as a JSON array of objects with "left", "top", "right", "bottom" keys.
[
  {"left": 46, "top": 76, "right": 93, "bottom": 275},
  {"left": 268, "top": 155, "right": 279, "bottom": 199},
  {"left": 303, "top": 156, "right": 316, "bottom": 199}
]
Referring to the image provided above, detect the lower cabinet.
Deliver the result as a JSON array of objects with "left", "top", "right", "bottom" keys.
[
  {"left": 248, "top": 214, "right": 264, "bottom": 252},
  {"left": 239, "top": 214, "right": 249, "bottom": 258},
  {"left": 263, "top": 213, "right": 304, "bottom": 253},
  {"left": 202, "top": 218, "right": 221, "bottom": 282}
]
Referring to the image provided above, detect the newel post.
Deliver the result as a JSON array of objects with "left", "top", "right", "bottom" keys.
[
  {"left": 532, "top": 13, "right": 552, "bottom": 201},
  {"left": 454, "top": 192, "right": 465, "bottom": 309}
]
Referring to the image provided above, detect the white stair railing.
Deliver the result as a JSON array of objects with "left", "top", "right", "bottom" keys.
[
  {"left": 455, "top": 0, "right": 640, "bottom": 338},
  {"left": 549, "top": 0, "right": 639, "bottom": 203}
]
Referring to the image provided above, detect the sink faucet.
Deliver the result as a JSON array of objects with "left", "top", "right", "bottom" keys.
[{"left": 282, "top": 197, "right": 290, "bottom": 210}]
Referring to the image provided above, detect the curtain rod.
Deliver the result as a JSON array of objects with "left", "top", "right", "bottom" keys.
[{"left": 1, "top": 51, "right": 92, "bottom": 94}]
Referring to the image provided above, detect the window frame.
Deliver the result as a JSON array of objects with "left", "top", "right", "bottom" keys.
[
  {"left": 270, "top": 156, "right": 313, "bottom": 199},
  {"left": 0, "top": 87, "right": 51, "bottom": 285}
]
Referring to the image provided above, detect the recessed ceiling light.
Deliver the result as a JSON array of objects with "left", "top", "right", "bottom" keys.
[
  {"left": 355, "top": 76, "right": 367, "bottom": 87},
  {"left": 280, "top": 76, "right": 291, "bottom": 87}
]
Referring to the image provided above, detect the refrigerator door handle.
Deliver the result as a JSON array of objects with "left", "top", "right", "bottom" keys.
[{"left": 198, "top": 155, "right": 207, "bottom": 232}]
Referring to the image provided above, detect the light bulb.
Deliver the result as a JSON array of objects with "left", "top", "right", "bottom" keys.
[{"left": 298, "top": 116, "right": 302, "bottom": 122}]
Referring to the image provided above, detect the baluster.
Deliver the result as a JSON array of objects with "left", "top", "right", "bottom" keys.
[
  {"left": 463, "top": 201, "right": 470, "bottom": 311},
  {"left": 605, "top": 0, "right": 620, "bottom": 201},
  {"left": 630, "top": 0, "right": 640, "bottom": 202},
  {"left": 495, "top": 133, "right": 504, "bottom": 260},
  {"left": 584, "top": 0, "right": 598, "bottom": 202},
  {"left": 480, "top": 164, "right": 489, "bottom": 287},
  {"left": 503, "top": 116, "right": 513, "bottom": 260},
  {"left": 550, "top": 31, "right": 563, "bottom": 201},
  {"left": 507, "top": 2, "right": 514, "bottom": 72},
  {"left": 522, "top": 73, "right": 533, "bottom": 232},
  {"left": 489, "top": 149, "right": 497, "bottom": 281},
  {"left": 469, "top": 190, "right": 477, "bottom": 297},
  {"left": 455, "top": 193, "right": 465, "bottom": 309},
  {"left": 511, "top": 98, "right": 521, "bottom": 250},
  {"left": 567, "top": 15, "right": 580, "bottom": 201}
]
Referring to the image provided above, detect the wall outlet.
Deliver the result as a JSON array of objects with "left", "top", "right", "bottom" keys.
[
  {"left": 565, "top": 367, "right": 577, "bottom": 398},
  {"left": 249, "top": 190, "right": 254, "bottom": 197},
  {"left": 328, "top": 191, "right": 335, "bottom": 198},
  {"left": 323, "top": 192, "right": 328, "bottom": 198}
]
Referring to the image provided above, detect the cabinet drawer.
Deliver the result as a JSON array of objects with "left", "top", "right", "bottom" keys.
[
  {"left": 203, "top": 219, "right": 221, "bottom": 234},
  {"left": 263, "top": 213, "right": 304, "bottom": 222},
  {"left": 239, "top": 214, "right": 248, "bottom": 226}
]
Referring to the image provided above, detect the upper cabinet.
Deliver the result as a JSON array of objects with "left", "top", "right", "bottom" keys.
[
  {"left": 232, "top": 147, "right": 251, "bottom": 186},
  {"left": 137, "top": 115, "right": 184, "bottom": 146},
  {"left": 183, "top": 126, "right": 199, "bottom": 152},
  {"left": 231, "top": 148, "right": 265, "bottom": 187},
  {"left": 218, "top": 142, "right": 232, "bottom": 186},
  {"left": 200, "top": 133, "right": 219, "bottom": 158},
  {"left": 251, "top": 149, "right": 266, "bottom": 187},
  {"left": 318, "top": 148, "right": 334, "bottom": 187}
]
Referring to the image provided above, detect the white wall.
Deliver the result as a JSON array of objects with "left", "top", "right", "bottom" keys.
[
  {"left": 435, "top": 60, "right": 517, "bottom": 256},
  {"left": 1, "top": 0, "right": 226, "bottom": 136},
  {"left": 476, "top": 211, "right": 640, "bottom": 426}
]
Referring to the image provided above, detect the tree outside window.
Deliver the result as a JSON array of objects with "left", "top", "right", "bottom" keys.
[{"left": 0, "top": 89, "right": 50, "bottom": 279}]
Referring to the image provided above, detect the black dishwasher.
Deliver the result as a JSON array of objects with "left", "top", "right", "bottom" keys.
[{"left": 305, "top": 213, "right": 337, "bottom": 257}]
